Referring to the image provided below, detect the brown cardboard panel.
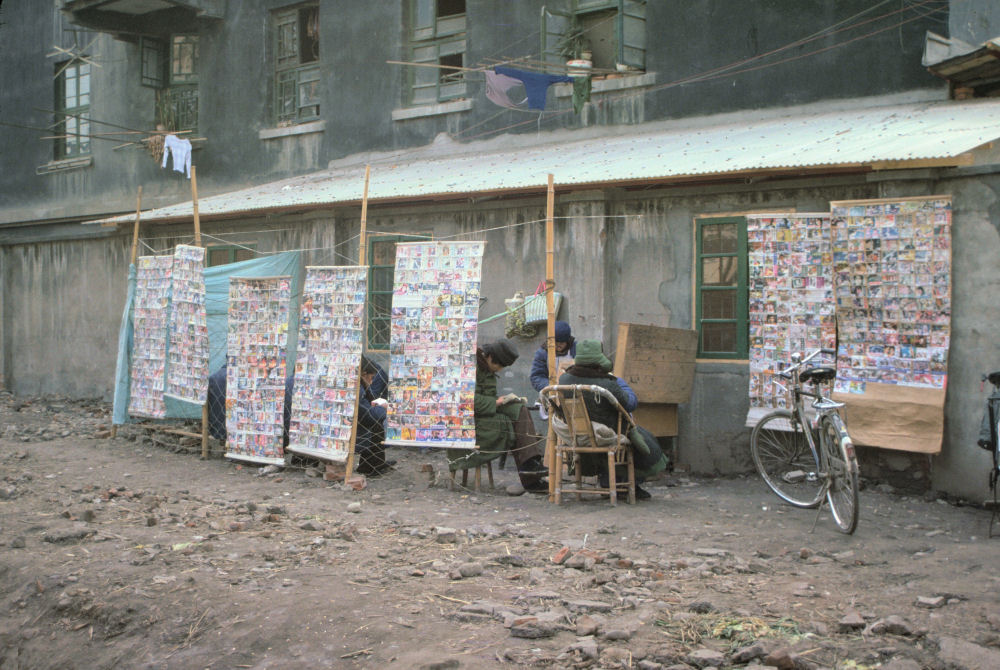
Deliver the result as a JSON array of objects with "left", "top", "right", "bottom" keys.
[
  {"left": 614, "top": 323, "right": 698, "bottom": 404},
  {"left": 633, "top": 403, "right": 678, "bottom": 436},
  {"left": 832, "top": 382, "right": 945, "bottom": 454}
]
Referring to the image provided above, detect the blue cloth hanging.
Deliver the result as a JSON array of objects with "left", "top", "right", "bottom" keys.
[{"left": 494, "top": 66, "right": 572, "bottom": 110}]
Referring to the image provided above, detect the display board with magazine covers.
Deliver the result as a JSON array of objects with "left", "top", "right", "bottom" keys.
[
  {"left": 128, "top": 255, "right": 173, "bottom": 419},
  {"left": 384, "top": 241, "right": 484, "bottom": 449},
  {"left": 287, "top": 266, "right": 367, "bottom": 462},
  {"left": 224, "top": 276, "right": 292, "bottom": 464},
  {"left": 165, "top": 244, "right": 209, "bottom": 404}
]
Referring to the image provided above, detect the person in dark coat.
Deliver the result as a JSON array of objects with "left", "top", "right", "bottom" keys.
[
  {"left": 530, "top": 321, "right": 638, "bottom": 413},
  {"left": 529, "top": 320, "right": 576, "bottom": 391},
  {"left": 355, "top": 356, "right": 393, "bottom": 476},
  {"left": 557, "top": 339, "right": 666, "bottom": 499},
  {"left": 448, "top": 338, "right": 548, "bottom": 491}
]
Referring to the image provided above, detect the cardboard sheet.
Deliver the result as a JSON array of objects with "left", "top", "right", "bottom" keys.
[
  {"left": 613, "top": 323, "right": 697, "bottom": 404},
  {"left": 833, "top": 383, "right": 945, "bottom": 454}
]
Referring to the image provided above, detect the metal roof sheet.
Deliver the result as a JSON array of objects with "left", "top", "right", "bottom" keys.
[{"left": 93, "top": 98, "right": 1000, "bottom": 225}]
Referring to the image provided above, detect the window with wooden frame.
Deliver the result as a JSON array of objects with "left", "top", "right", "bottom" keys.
[
  {"left": 207, "top": 245, "right": 256, "bottom": 267},
  {"left": 408, "top": 0, "right": 467, "bottom": 106},
  {"left": 140, "top": 37, "right": 166, "bottom": 88},
  {"left": 149, "top": 34, "right": 200, "bottom": 133},
  {"left": 273, "top": 3, "right": 320, "bottom": 125},
  {"left": 696, "top": 216, "right": 748, "bottom": 359},
  {"left": 367, "top": 234, "right": 431, "bottom": 350},
  {"left": 54, "top": 59, "right": 91, "bottom": 160},
  {"left": 541, "top": 0, "right": 646, "bottom": 72}
]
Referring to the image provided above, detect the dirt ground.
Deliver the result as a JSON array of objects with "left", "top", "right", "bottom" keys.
[{"left": 3, "top": 392, "right": 1000, "bottom": 670}]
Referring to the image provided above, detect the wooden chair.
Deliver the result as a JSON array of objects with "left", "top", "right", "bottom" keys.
[{"left": 540, "top": 384, "right": 636, "bottom": 505}]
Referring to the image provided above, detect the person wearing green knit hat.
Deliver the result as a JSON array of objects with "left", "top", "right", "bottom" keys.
[{"left": 558, "top": 339, "right": 667, "bottom": 500}]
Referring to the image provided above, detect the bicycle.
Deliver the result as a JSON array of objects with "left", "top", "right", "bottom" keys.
[{"left": 750, "top": 347, "right": 860, "bottom": 534}]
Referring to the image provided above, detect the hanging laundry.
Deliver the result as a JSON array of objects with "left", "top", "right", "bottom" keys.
[
  {"left": 485, "top": 70, "right": 530, "bottom": 110},
  {"left": 493, "top": 66, "right": 572, "bottom": 111},
  {"left": 161, "top": 134, "right": 192, "bottom": 178}
]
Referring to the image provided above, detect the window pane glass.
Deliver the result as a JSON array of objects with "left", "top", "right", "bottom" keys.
[
  {"left": 702, "top": 289, "right": 735, "bottom": 319},
  {"left": 702, "top": 322, "right": 737, "bottom": 353},
  {"left": 65, "top": 71, "right": 77, "bottom": 106},
  {"left": 78, "top": 117, "right": 90, "bottom": 154},
  {"left": 235, "top": 249, "right": 255, "bottom": 262},
  {"left": 702, "top": 257, "right": 737, "bottom": 286},
  {"left": 437, "top": 14, "right": 465, "bottom": 36},
  {"left": 371, "top": 267, "right": 394, "bottom": 292},
  {"left": 371, "top": 240, "right": 396, "bottom": 266},
  {"left": 702, "top": 223, "right": 737, "bottom": 254},
  {"left": 208, "top": 249, "right": 230, "bottom": 266},
  {"left": 79, "top": 70, "right": 90, "bottom": 105},
  {"left": 438, "top": 0, "right": 466, "bottom": 17},
  {"left": 413, "top": 0, "right": 435, "bottom": 39}
]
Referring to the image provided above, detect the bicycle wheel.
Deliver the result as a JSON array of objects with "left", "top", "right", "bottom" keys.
[
  {"left": 751, "top": 410, "right": 825, "bottom": 508},
  {"left": 820, "top": 413, "right": 859, "bottom": 534}
]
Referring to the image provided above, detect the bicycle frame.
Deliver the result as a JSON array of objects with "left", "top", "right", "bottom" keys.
[{"left": 773, "top": 350, "right": 844, "bottom": 482}]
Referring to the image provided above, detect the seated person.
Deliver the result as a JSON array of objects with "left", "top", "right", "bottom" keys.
[
  {"left": 355, "top": 356, "right": 393, "bottom": 476},
  {"left": 529, "top": 320, "right": 576, "bottom": 392},
  {"left": 530, "top": 321, "right": 638, "bottom": 413},
  {"left": 557, "top": 339, "right": 667, "bottom": 500},
  {"left": 448, "top": 338, "right": 548, "bottom": 492}
]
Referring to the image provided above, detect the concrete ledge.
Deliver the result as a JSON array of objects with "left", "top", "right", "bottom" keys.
[
  {"left": 258, "top": 120, "right": 326, "bottom": 140},
  {"left": 392, "top": 99, "right": 473, "bottom": 121},
  {"left": 555, "top": 72, "right": 657, "bottom": 97},
  {"left": 36, "top": 155, "right": 93, "bottom": 175}
]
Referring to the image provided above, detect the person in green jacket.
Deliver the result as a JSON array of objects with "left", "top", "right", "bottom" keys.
[
  {"left": 558, "top": 339, "right": 667, "bottom": 499},
  {"left": 448, "top": 338, "right": 548, "bottom": 492}
]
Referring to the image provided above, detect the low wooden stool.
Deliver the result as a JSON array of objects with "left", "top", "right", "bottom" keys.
[{"left": 449, "top": 461, "right": 494, "bottom": 491}]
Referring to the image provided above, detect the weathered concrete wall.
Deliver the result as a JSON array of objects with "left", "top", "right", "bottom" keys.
[
  {"left": 3, "top": 167, "right": 1000, "bottom": 502},
  {"left": 928, "top": 174, "right": 1000, "bottom": 500}
]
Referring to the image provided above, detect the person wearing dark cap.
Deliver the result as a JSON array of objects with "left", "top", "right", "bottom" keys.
[
  {"left": 448, "top": 338, "right": 549, "bottom": 492},
  {"left": 529, "top": 321, "right": 638, "bottom": 413},
  {"left": 529, "top": 320, "right": 575, "bottom": 392},
  {"left": 355, "top": 355, "right": 394, "bottom": 476},
  {"left": 559, "top": 339, "right": 667, "bottom": 500}
]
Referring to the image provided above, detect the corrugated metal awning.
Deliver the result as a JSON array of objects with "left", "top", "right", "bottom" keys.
[{"left": 91, "top": 97, "right": 1000, "bottom": 226}]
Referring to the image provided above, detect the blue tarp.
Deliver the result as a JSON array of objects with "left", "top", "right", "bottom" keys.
[{"left": 113, "top": 251, "right": 303, "bottom": 424}]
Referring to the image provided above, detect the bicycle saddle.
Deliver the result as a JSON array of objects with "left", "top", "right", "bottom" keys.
[
  {"left": 988, "top": 371, "right": 1000, "bottom": 387},
  {"left": 800, "top": 366, "right": 836, "bottom": 384}
]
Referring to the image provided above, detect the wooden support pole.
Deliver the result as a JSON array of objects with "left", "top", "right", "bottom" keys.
[
  {"left": 544, "top": 174, "right": 557, "bottom": 501},
  {"left": 189, "top": 166, "right": 209, "bottom": 458},
  {"left": 191, "top": 165, "right": 201, "bottom": 247},
  {"left": 358, "top": 165, "right": 370, "bottom": 265},
  {"left": 129, "top": 185, "right": 142, "bottom": 265},
  {"left": 201, "top": 403, "right": 210, "bottom": 459},
  {"left": 344, "top": 165, "right": 372, "bottom": 481}
]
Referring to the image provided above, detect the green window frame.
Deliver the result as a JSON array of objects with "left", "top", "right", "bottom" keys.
[
  {"left": 54, "top": 59, "right": 91, "bottom": 160},
  {"left": 408, "top": 0, "right": 467, "bottom": 106},
  {"left": 273, "top": 3, "right": 320, "bottom": 125},
  {"left": 367, "top": 234, "right": 431, "bottom": 350},
  {"left": 541, "top": 0, "right": 646, "bottom": 71},
  {"left": 140, "top": 37, "right": 166, "bottom": 88},
  {"left": 207, "top": 245, "right": 256, "bottom": 267},
  {"left": 696, "top": 216, "right": 748, "bottom": 359}
]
